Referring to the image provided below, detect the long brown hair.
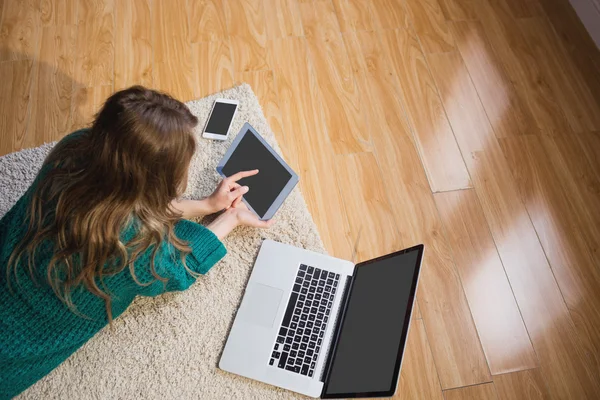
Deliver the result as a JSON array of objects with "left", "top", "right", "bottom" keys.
[{"left": 7, "top": 86, "right": 199, "bottom": 322}]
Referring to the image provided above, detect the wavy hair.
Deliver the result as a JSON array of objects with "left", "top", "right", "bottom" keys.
[{"left": 7, "top": 86, "right": 199, "bottom": 322}]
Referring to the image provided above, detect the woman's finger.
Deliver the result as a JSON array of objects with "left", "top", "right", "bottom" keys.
[
  {"left": 229, "top": 185, "right": 249, "bottom": 200},
  {"left": 228, "top": 182, "right": 241, "bottom": 191},
  {"left": 233, "top": 200, "right": 249, "bottom": 210},
  {"left": 227, "top": 169, "right": 259, "bottom": 183},
  {"left": 232, "top": 195, "right": 243, "bottom": 207}
]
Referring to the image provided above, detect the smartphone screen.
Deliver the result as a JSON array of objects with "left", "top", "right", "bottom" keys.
[{"left": 205, "top": 102, "right": 238, "bottom": 136}]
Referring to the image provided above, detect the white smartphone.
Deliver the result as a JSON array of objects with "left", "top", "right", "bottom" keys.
[{"left": 202, "top": 98, "right": 239, "bottom": 140}]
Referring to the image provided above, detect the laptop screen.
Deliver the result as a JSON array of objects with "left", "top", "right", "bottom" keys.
[{"left": 322, "top": 245, "right": 423, "bottom": 398}]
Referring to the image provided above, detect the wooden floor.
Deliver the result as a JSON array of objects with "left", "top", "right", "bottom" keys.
[{"left": 1, "top": 0, "right": 600, "bottom": 398}]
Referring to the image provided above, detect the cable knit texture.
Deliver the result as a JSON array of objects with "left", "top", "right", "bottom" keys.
[{"left": 0, "top": 134, "right": 227, "bottom": 399}]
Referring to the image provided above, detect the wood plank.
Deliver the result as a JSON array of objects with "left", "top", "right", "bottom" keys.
[
  {"left": 153, "top": 36, "right": 195, "bottom": 101},
  {"left": 152, "top": 0, "right": 189, "bottom": 38},
  {"left": 0, "top": 60, "right": 33, "bottom": 155},
  {"left": 467, "top": 146, "right": 600, "bottom": 399},
  {"left": 269, "top": 36, "right": 353, "bottom": 259},
  {"left": 472, "top": 0, "right": 571, "bottom": 136},
  {"left": 148, "top": 0, "right": 189, "bottom": 99},
  {"left": 0, "top": 0, "right": 40, "bottom": 61},
  {"left": 396, "top": 319, "right": 444, "bottom": 400},
  {"left": 444, "top": 383, "right": 499, "bottom": 400},
  {"left": 188, "top": 0, "right": 228, "bottom": 43},
  {"left": 370, "top": 0, "right": 409, "bottom": 30},
  {"left": 500, "top": 135, "right": 600, "bottom": 379},
  {"left": 114, "top": 0, "right": 153, "bottom": 90},
  {"left": 540, "top": 0, "right": 600, "bottom": 109},
  {"left": 299, "top": 0, "right": 341, "bottom": 41},
  {"left": 332, "top": 0, "right": 375, "bottom": 32},
  {"left": 344, "top": 29, "right": 490, "bottom": 389},
  {"left": 70, "top": 85, "right": 113, "bottom": 131},
  {"left": 427, "top": 52, "right": 558, "bottom": 379},
  {"left": 263, "top": 0, "right": 303, "bottom": 39},
  {"left": 75, "top": 0, "right": 114, "bottom": 87},
  {"left": 403, "top": 0, "right": 456, "bottom": 54},
  {"left": 494, "top": 369, "right": 552, "bottom": 400},
  {"left": 413, "top": 298, "right": 422, "bottom": 320},
  {"left": 540, "top": 134, "right": 600, "bottom": 249},
  {"left": 436, "top": 43, "right": 600, "bottom": 390},
  {"left": 39, "top": 0, "right": 77, "bottom": 26},
  {"left": 223, "top": 0, "right": 270, "bottom": 72},
  {"left": 335, "top": 152, "right": 401, "bottom": 262},
  {"left": 152, "top": 0, "right": 195, "bottom": 101},
  {"left": 517, "top": 17, "right": 600, "bottom": 133},
  {"left": 299, "top": 1, "right": 371, "bottom": 155},
  {"left": 379, "top": 28, "right": 471, "bottom": 192},
  {"left": 341, "top": 29, "right": 423, "bottom": 245},
  {"left": 427, "top": 51, "right": 497, "bottom": 153},
  {"left": 450, "top": 20, "right": 536, "bottom": 138},
  {"left": 237, "top": 70, "right": 285, "bottom": 145},
  {"left": 27, "top": 25, "right": 77, "bottom": 146},
  {"left": 574, "top": 131, "right": 600, "bottom": 184},
  {"left": 502, "top": 0, "right": 544, "bottom": 18},
  {"left": 435, "top": 189, "right": 538, "bottom": 375},
  {"left": 192, "top": 40, "right": 234, "bottom": 97},
  {"left": 438, "top": 0, "right": 478, "bottom": 21}
]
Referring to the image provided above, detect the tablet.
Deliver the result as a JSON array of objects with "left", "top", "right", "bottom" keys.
[{"left": 216, "top": 123, "right": 299, "bottom": 220}]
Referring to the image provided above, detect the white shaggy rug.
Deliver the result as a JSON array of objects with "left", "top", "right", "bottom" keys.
[{"left": 0, "top": 84, "right": 325, "bottom": 399}]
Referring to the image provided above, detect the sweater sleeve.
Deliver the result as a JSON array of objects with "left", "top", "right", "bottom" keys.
[{"left": 131, "top": 220, "right": 227, "bottom": 297}]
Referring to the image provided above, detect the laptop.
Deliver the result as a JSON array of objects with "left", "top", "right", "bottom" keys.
[{"left": 219, "top": 240, "right": 424, "bottom": 398}]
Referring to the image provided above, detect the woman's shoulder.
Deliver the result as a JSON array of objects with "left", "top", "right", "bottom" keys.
[
  {"left": 42, "top": 129, "right": 90, "bottom": 170},
  {"left": 22, "top": 129, "right": 91, "bottom": 202},
  {"left": 59, "top": 128, "right": 90, "bottom": 144}
]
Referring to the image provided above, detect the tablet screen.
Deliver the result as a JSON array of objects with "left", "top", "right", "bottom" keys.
[{"left": 221, "top": 130, "right": 292, "bottom": 218}]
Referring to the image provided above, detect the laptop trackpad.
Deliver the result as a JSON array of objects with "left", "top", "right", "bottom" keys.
[{"left": 239, "top": 283, "right": 284, "bottom": 328}]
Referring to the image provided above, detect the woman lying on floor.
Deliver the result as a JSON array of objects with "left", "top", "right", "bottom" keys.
[{"left": 0, "top": 86, "right": 272, "bottom": 399}]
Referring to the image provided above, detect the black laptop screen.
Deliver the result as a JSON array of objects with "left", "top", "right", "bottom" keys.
[{"left": 322, "top": 246, "right": 422, "bottom": 398}]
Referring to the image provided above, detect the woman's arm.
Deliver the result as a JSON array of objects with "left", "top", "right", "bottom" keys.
[
  {"left": 134, "top": 202, "right": 273, "bottom": 296},
  {"left": 133, "top": 219, "right": 227, "bottom": 296},
  {"left": 170, "top": 199, "right": 217, "bottom": 219}
]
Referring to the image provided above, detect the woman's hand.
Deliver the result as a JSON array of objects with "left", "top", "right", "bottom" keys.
[
  {"left": 207, "top": 169, "right": 259, "bottom": 213},
  {"left": 230, "top": 201, "right": 275, "bottom": 229},
  {"left": 206, "top": 200, "right": 274, "bottom": 239},
  {"left": 170, "top": 170, "right": 258, "bottom": 218}
]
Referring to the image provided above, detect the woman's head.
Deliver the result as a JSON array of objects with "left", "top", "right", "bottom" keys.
[
  {"left": 92, "top": 86, "right": 198, "bottom": 199},
  {"left": 8, "top": 86, "right": 199, "bottom": 322}
]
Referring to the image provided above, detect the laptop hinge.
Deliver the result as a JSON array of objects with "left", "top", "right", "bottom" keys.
[{"left": 319, "top": 268, "right": 357, "bottom": 391}]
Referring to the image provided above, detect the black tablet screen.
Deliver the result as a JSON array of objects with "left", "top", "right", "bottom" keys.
[
  {"left": 323, "top": 248, "right": 421, "bottom": 397},
  {"left": 221, "top": 131, "right": 292, "bottom": 218}
]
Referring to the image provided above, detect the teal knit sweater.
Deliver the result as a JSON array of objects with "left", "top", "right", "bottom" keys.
[{"left": 0, "top": 133, "right": 227, "bottom": 399}]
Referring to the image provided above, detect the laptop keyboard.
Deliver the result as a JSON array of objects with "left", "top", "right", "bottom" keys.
[{"left": 269, "top": 264, "right": 340, "bottom": 377}]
